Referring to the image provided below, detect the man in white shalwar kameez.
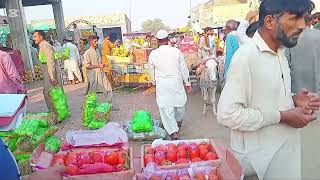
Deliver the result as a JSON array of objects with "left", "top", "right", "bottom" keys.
[
  {"left": 218, "top": 0, "right": 320, "bottom": 179},
  {"left": 149, "top": 30, "right": 192, "bottom": 140},
  {"left": 73, "top": 23, "right": 82, "bottom": 51},
  {"left": 63, "top": 37, "right": 83, "bottom": 84}
]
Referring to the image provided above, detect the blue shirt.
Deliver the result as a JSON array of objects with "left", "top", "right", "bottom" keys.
[
  {"left": 0, "top": 138, "right": 20, "bottom": 180},
  {"left": 224, "top": 33, "right": 240, "bottom": 80}
]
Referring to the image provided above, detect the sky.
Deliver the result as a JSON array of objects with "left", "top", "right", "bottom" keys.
[{"left": 21, "top": 0, "right": 210, "bottom": 31}]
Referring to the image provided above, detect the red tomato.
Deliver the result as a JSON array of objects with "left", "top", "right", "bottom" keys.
[
  {"left": 177, "top": 142, "right": 189, "bottom": 150},
  {"left": 117, "top": 151, "right": 126, "bottom": 165},
  {"left": 177, "top": 148, "right": 187, "bottom": 159},
  {"left": 166, "top": 173, "right": 179, "bottom": 180},
  {"left": 90, "top": 151, "right": 104, "bottom": 164},
  {"left": 54, "top": 152, "right": 67, "bottom": 159},
  {"left": 195, "top": 173, "right": 206, "bottom": 180},
  {"left": 176, "top": 158, "right": 189, "bottom": 164},
  {"left": 66, "top": 165, "right": 79, "bottom": 176},
  {"left": 150, "top": 175, "right": 162, "bottom": 180},
  {"left": 154, "top": 151, "right": 165, "bottom": 165},
  {"left": 65, "top": 152, "right": 78, "bottom": 166},
  {"left": 144, "top": 154, "right": 155, "bottom": 165},
  {"left": 191, "top": 157, "right": 202, "bottom": 162},
  {"left": 78, "top": 163, "right": 116, "bottom": 175},
  {"left": 189, "top": 147, "right": 200, "bottom": 159},
  {"left": 180, "top": 175, "right": 191, "bottom": 180},
  {"left": 145, "top": 146, "right": 155, "bottom": 154},
  {"left": 104, "top": 151, "right": 118, "bottom": 166},
  {"left": 209, "top": 169, "right": 219, "bottom": 180},
  {"left": 155, "top": 145, "right": 166, "bottom": 152},
  {"left": 165, "top": 143, "right": 177, "bottom": 151},
  {"left": 52, "top": 157, "right": 65, "bottom": 166},
  {"left": 77, "top": 152, "right": 91, "bottom": 167},
  {"left": 166, "top": 149, "right": 177, "bottom": 163},
  {"left": 200, "top": 148, "right": 209, "bottom": 160},
  {"left": 206, "top": 152, "right": 218, "bottom": 160},
  {"left": 199, "top": 142, "right": 211, "bottom": 151}
]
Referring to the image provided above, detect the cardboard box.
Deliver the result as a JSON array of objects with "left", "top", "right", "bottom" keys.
[
  {"left": 141, "top": 139, "right": 222, "bottom": 171},
  {"left": 133, "top": 49, "right": 148, "bottom": 64},
  {"left": 32, "top": 146, "right": 135, "bottom": 180}
]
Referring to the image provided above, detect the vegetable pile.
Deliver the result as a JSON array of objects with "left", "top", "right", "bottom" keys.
[
  {"left": 51, "top": 149, "right": 130, "bottom": 176},
  {"left": 49, "top": 86, "right": 71, "bottom": 122},
  {"left": 82, "top": 93, "right": 112, "bottom": 129},
  {"left": 144, "top": 142, "right": 218, "bottom": 167}
]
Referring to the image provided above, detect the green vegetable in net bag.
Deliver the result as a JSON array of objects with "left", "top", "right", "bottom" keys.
[
  {"left": 131, "top": 110, "right": 153, "bottom": 133},
  {"left": 18, "top": 158, "right": 33, "bottom": 176},
  {"left": 49, "top": 86, "right": 71, "bottom": 121},
  {"left": 15, "top": 154, "right": 31, "bottom": 162},
  {"left": 64, "top": 47, "right": 70, "bottom": 59},
  {"left": 15, "top": 119, "right": 40, "bottom": 137},
  {"left": 82, "top": 93, "right": 97, "bottom": 127},
  {"left": 87, "top": 120, "right": 105, "bottom": 129},
  {"left": 45, "top": 136, "right": 61, "bottom": 153},
  {"left": 16, "top": 136, "right": 33, "bottom": 152},
  {"left": 39, "top": 52, "right": 46, "bottom": 64},
  {"left": 4, "top": 137, "right": 18, "bottom": 151},
  {"left": 94, "top": 103, "right": 112, "bottom": 122},
  {"left": 31, "top": 128, "right": 47, "bottom": 147}
]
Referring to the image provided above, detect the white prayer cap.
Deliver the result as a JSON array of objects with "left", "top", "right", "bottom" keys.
[{"left": 156, "top": 30, "right": 169, "bottom": 40}]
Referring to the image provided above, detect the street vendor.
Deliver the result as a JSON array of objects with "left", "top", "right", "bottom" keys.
[
  {"left": 199, "top": 27, "right": 215, "bottom": 59},
  {"left": 33, "top": 30, "right": 63, "bottom": 122},
  {"left": 148, "top": 30, "right": 192, "bottom": 140},
  {"left": 0, "top": 138, "right": 65, "bottom": 180},
  {"left": 101, "top": 33, "right": 120, "bottom": 86},
  {"left": 62, "top": 37, "right": 83, "bottom": 84},
  {"left": 84, "top": 35, "right": 119, "bottom": 111},
  {"left": 217, "top": 0, "right": 320, "bottom": 179}
]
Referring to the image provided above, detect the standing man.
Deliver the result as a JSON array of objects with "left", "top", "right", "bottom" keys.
[
  {"left": 101, "top": 34, "right": 119, "bottom": 86},
  {"left": 199, "top": 27, "right": 214, "bottom": 59},
  {"left": 0, "top": 50, "right": 25, "bottom": 94},
  {"left": 62, "top": 37, "right": 83, "bottom": 84},
  {"left": 285, "top": 14, "right": 320, "bottom": 179},
  {"left": 148, "top": 30, "right": 192, "bottom": 140},
  {"left": 33, "top": 30, "right": 62, "bottom": 121},
  {"left": 73, "top": 23, "right": 82, "bottom": 51},
  {"left": 223, "top": 20, "right": 240, "bottom": 80},
  {"left": 84, "top": 35, "right": 118, "bottom": 110},
  {"left": 217, "top": 0, "right": 320, "bottom": 179}
]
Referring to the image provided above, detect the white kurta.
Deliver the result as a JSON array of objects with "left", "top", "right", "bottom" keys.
[
  {"left": 148, "top": 45, "right": 190, "bottom": 108},
  {"left": 217, "top": 32, "right": 300, "bottom": 179},
  {"left": 149, "top": 45, "right": 190, "bottom": 135},
  {"left": 63, "top": 42, "right": 82, "bottom": 82}
]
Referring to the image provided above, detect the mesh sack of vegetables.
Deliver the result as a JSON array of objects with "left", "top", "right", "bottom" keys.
[
  {"left": 49, "top": 86, "right": 71, "bottom": 121},
  {"left": 30, "top": 127, "right": 47, "bottom": 147},
  {"left": 82, "top": 93, "right": 98, "bottom": 127},
  {"left": 18, "top": 158, "right": 33, "bottom": 176},
  {"left": 4, "top": 137, "right": 18, "bottom": 152},
  {"left": 14, "top": 119, "right": 41, "bottom": 137},
  {"left": 16, "top": 136, "right": 33, "bottom": 152},
  {"left": 45, "top": 136, "right": 61, "bottom": 153},
  {"left": 93, "top": 103, "right": 112, "bottom": 122},
  {"left": 87, "top": 120, "right": 105, "bottom": 129},
  {"left": 131, "top": 110, "right": 153, "bottom": 133},
  {"left": 124, "top": 121, "right": 167, "bottom": 141}
]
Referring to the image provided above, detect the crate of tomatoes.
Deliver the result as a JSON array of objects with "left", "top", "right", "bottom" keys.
[
  {"left": 33, "top": 146, "right": 134, "bottom": 180},
  {"left": 141, "top": 139, "right": 221, "bottom": 170}
]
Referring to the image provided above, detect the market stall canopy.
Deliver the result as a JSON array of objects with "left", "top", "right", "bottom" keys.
[
  {"left": 0, "top": 0, "right": 60, "bottom": 8},
  {"left": 32, "top": 23, "right": 55, "bottom": 31}
]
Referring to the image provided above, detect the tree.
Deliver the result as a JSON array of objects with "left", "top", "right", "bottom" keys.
[{"left": 142, "top": 18, "right": 171, "bottom": 34}]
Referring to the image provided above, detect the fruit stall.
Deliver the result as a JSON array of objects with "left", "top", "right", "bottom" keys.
[{"left": 109, "top": 33, "right": 154, "bottom": 86}]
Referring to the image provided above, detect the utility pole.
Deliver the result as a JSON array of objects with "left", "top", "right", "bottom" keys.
[{"left": 129, "top": 0, "right": 132, "bottom": 20}]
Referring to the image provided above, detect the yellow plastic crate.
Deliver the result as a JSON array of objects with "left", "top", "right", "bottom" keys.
[{"left": 107, "top": 55, "right": 133, "bottom": 63}]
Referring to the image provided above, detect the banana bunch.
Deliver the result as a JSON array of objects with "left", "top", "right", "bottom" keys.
[
  {"left": 34, "top": 65, "right": 44, "bottom": 81},
  {"left": 131, "top": 38, "right": 145, "bottom": 46},
  {"left": 112, "top": 45, "right": 130, "bottom": 57},
  {"left": 22, "top": 70, "right": 33, "bottom": 84}
]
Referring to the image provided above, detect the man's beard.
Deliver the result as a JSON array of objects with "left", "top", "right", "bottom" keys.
[{"left": 275, "top": 23, "right": 302, "bottom": 48}]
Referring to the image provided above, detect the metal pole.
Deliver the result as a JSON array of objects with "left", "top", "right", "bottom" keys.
[{"left": 129, "top": 0, "right": 132, "bottom": 20}]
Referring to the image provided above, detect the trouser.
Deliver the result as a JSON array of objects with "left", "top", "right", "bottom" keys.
[
  {"left": 67, "top": 68, "right": 83, "bottom": 82},
  {"left": 105, "top": 72, "right": 113, "bottom": 87},
  {"left": 301, "top": 118, "right": 320, "bottom": 179},
  {"left": 82, "top": 66, "right": 88, "bottom": 83},
  {"left": 159, "top": 106, "right": 185, "bottom": 135},
  {"left": 43, "top": 87, "right": 58, "bottom": 123}
]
